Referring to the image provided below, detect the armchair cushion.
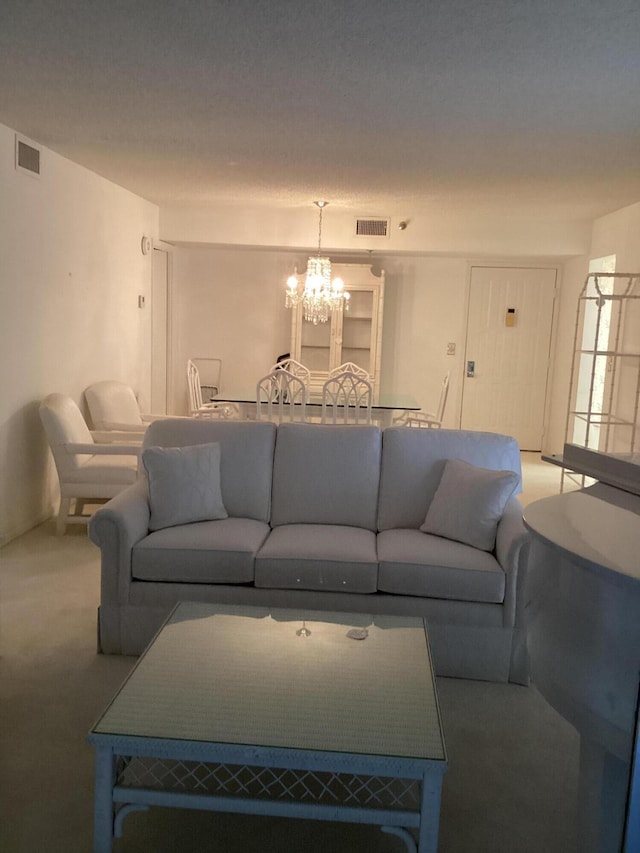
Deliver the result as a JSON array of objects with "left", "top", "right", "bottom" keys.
[
  {"left": 420, "top": 458, "right": 519, "bottom": 551},
  {"left": 142, "top": 442, "right": 228, "bottom": 531}
]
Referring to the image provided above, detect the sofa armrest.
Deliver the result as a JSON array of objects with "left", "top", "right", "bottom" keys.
[
  {"left": 495, "top": 495, "right": 531, "bottom": 684},
  {"left": 496, "top": 496, "right": 531, "bottom": 622},
  {"left": 495, "top": 496, "right": 529, "bottom": 581},
  {"left": 88, "top": 479, "right": 151, "bottom": 609}
]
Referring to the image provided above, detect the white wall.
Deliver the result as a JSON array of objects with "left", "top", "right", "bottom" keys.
[
  {"left": 170, "top": 248, "right": 518, "bottom": 429},
  {"left": 591, "top": 202, "right": 640, "bottom": 452},
  {"left": 170, "top": 247, "right": 294, "bottom": 414},
  {"left": 163, "top": 203, "right": 594, "bottom": 444},
  {"left": 177, "top": 248, "right": 634, "bottom": 451},
  {"left": 545, "top": 255, "right": 589, "bottom": 454},
  {"left": 0, "top": 123, "right": 159, "bottom": 542},
  {"left": 3, "top": 117, "right": 638, "bottom": 542},
  {"left": 161, "top": 203, "right": 592, "bottom": 258},
  {"left": 591, "top": 201, "right": 640, "bottom": 270}
]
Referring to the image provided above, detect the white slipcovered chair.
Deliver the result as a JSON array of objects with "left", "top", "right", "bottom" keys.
[
  {"left": 329, "top": 361, "right": 370, "bottom": 380},
  {"left": 321, "top": 371, "right": 373, "bottom": 424},
  {"left": 393, "top": 372, "right": 450, "bottom": 429},
  {"left": 84, "top": 380, "right": 169, "bottom": 436},
  {"left": 256, "top": 370, "right": 307, "bottom": 423},
  {"left": 39, "top": 393, "right": 141, "bottom": 535},
  {"left": 187, "top": 359, "right": 236, "bottom": 419}
]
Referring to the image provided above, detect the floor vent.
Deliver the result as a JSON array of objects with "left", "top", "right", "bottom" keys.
[
  {"left": 355, "top": 218, "right": 390, "bottom": 237},
  {"left": 15, "top": 135, "right": 41, "bottom": 177}
]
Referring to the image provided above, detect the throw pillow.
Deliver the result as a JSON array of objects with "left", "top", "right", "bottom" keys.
[
  {"left": 420, "top": 458, "right": 519, "bottom": 551},
  {"left": 142, "top": 442, "right": 228, "bottom": 531}
]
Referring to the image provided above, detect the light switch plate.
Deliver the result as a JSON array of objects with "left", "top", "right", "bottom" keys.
[{"left": 446, "top": 342, "right": 456, "bottom": 356}]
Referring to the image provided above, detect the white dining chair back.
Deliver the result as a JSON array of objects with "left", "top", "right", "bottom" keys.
[
  {"left": 39, "top": 393, "right": 140, "bottom": 534},
  {"left": 393, "top": 372, "right": 450, "bottom": 429},
  {"left": 191, "top": 357, "right": 223, "bottom": 398},
  {"left": 256, "top": 370, "right": 307, "bottom": 423},
  {"left": 321, "top": 371, "right": 373, "bottom": 425},
  {"left": 271, "top": 357, "right": 311, "bottom": 393},
  {"left": 329, "top": 361, "right": 370, "bottom": 380}
]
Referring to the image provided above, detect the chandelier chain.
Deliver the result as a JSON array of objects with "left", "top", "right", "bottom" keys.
[
  {"left": 284, "top": 201, "right": 349, "bottom": 324},
  {"left": 317, "top": 203, "right": 323, "bottom": 256}
]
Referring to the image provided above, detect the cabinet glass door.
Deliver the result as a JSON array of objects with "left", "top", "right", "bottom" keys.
[
  {"left": 341, "top": 290, "right": 373, "bottom": 373},
  {"left": 301, "top": 321, "right": 332, "bottom": 372}
]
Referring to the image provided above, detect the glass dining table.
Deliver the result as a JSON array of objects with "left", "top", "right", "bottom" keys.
[{"left": 211, "top": 390, "right": 420, "bottom": 427}]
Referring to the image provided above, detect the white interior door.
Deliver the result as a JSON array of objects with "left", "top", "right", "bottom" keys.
[
  {"left": 151, "top": 247, "right": 170, "bottom": 413},
  {"left": 461, "top": 267, "right": 557, "bottom": 450}
]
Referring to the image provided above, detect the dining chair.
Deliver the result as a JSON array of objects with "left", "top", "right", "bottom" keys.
[
  {"left": 39, "top": 393, "right": 141, "bottom": 535},
  {"left": 256, "top": 370, "right": 307, "bottom": 423},
  {"left": 187, "top": 359, "right": 236, "bottom": 419},
  {"left": 394, "top": 372, "right": 450, "bottom": 429},
  {"left": 271, "top": 357, "right": 311, "bottom": 389},
  {"left": 272, "top": 357, "right": 311, "bottom": 405},
  {"left": 321, "top": 371, "right": 373, "bottom": 425},
  {"left": 329, "top": 361, "right": 370, "bottom": 380},
  {"left": 84, "top": 380, "right": 171, "bottom": 437}
]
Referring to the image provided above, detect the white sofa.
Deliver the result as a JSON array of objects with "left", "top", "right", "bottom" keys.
[{"left": 88, "top": 419, "right": 531, "bottom": 683}]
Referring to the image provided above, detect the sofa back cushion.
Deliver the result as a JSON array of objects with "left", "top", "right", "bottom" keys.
[
  {"left": 377, "top": 427, "right": 522, "bottom": 531},
  {"left": 142, "top": 419, "right": 276, "bottom": 522},
  {"left": 271, "top": 423, "right": 382, "bottom": 530}
]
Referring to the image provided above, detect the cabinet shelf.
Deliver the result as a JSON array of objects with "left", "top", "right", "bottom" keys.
[{"left": 562, "top": 272, "right": 640, "bottom": 491}]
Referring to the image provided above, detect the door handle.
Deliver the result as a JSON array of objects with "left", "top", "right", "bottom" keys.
[{"left": 466, "top": 360, "right": 475, "bottom": 378}]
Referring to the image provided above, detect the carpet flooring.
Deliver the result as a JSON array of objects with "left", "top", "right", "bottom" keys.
[{"left": 1, "top": 457, "right": 580, "bottom": 851}]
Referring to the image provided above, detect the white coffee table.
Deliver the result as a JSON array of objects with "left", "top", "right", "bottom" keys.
[{"left": 88, "top": 603, "right": 447, "bottom": 852}]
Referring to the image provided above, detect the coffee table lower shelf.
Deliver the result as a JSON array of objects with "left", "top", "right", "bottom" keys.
[{"left": 89, "top": 734, "right": 446, "bottom": 852}]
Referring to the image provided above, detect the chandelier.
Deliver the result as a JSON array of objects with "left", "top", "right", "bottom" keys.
[{"left": 285, "top": 201, "right": 350, "bottom": 324}]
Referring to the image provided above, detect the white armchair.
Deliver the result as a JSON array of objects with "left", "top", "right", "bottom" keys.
[
  {"left": 39, "top": 393, "right": 141, "bottom": 535},
  {"left": 84, "top": 380, "right": 170, "bottom": 436}
]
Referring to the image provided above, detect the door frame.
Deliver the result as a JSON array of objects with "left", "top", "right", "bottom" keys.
[
  {"left": 459, "top": 260, "right": 562, "bottom": 453},
  {"left": 151, "top": 240, "right": 175, "bottom": 414}
]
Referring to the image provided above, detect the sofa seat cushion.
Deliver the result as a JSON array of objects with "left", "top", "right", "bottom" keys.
[
  {"left": 377, "top": 528, "right": 505, "bottom": 603},
  {"left": 132, "top": 517, "right": 270, "bottom": 583},
  {"left": 255, "top": 524, "right": 378, "bottom": 593}
]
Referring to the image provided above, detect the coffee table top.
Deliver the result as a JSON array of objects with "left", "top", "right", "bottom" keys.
[{"left": 92, "top": 603, "right": 445, "bottom": 762}]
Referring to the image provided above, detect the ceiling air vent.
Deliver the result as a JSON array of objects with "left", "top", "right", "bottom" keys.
[
  {"left": 355, "top": 217, "right": 390, "bottom": 238},
  {"left": 15, "top": 135, "right": 41, "bottom": 177}
]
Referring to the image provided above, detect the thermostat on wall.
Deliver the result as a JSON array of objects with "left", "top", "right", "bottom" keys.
[{"left": 141, "top": 236, "right": 152, "bottom": 255}]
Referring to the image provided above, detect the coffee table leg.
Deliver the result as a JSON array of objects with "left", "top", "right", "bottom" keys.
[
  {"left": 93, "top": 745, "right": 116, "bottom": 853},
  {"left": 417, "top": 774, "right": 443, "bottom": 853},
  {"left": 381, "top": 825, "right": 417, "bottom": 851}
]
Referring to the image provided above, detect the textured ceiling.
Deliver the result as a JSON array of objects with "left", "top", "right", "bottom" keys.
[{"left": 1, "top": 0, "right": 639, "bottom": 221}]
